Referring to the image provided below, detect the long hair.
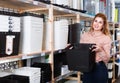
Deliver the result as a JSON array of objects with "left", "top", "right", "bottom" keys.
[{"left": 89, "top": 13, "right": 110, "bottom": 36}]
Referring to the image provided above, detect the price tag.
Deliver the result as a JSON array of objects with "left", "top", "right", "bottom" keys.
[
  {"left": 22, "top": 54, "right": 28, "bottom": 59},
  {"left": 59, "top": 8, "right": 63, "bottom": 11},
  {"left": 41, "top": 53, "right": 45, "bottom": 56},
  {"left": 69, "top": 10, "right": 72, "bottom": 13},
  {"left": 33, "top": 1, "right": 39, "bottom": 5}
]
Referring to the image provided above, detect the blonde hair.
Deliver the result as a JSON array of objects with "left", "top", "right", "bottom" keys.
[{"left": 89, "top": 13, "right": 110, "bottom": 36}]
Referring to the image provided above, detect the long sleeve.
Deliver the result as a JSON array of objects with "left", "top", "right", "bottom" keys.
[
  {"left": 79, "top": 32, "right": 112, "bottom": 63},
  {"left": 97, "top": 36, "right": 112, "bottom": 63}
]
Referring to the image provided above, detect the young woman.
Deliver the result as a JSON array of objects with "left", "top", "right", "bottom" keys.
[{"left": 80, "top": 13, "right": 112, "bottom": 83}]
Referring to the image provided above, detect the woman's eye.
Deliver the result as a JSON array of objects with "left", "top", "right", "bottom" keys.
[
  {"left": 94, "top": 20, "right": 97, "bottom": 22},
  {"left": 99, "top": 21, "right": 103, "bottom": 24}
]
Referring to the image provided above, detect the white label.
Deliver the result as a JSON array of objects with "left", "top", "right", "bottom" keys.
[{"left": 6, "top": 35, "right": 15, "bottom": 55}]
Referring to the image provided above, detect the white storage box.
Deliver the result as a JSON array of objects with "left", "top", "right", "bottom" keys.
[
  {"left": 13, "top": 67, "right": 41, "bottom": 83},
  {"left": 20, "top": 14, "right": 43, "bottom": 54},
  {"left": 0, "top": 71, "right": 12, "bottom": 77},
  {"left": 44, "top": 19, "right": 69, "bottom": 50},
  {"left": 53, "top": 0, "right": 69, "bottom": 6},
  {"left": 54, "top": 19, "right": 69, "bottom": 50}
]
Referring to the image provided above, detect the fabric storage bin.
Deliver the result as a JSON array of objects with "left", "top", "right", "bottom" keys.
[
  {"left": 68, "top": 23, "right": 81, "bottom": 44},
  {"left": 31, "top": 62, "right": 52, "bottom": 83},
  {"left": 66, "top": 43, "right": 96, "bottom": 72},
  {"left": 0, "top": 74, "right": 29, "bottom": 83},
  {"left": 0, "top": 12, "right": 21, "bottom": 57},
  {"left": 54, "top": 53, "right": 63, "bottom": 78}
]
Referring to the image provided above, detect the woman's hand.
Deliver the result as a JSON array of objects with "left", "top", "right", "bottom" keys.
[{"left": 92, "top": 44, "right": 102, "bottom": 52}]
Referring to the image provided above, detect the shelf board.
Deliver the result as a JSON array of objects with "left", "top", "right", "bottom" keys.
[
  {"left": 0, "top": 0, "right": 94, "bottom": 20},
  {"left": 53, "top": 5, "right": 93, "bottom": 21},
  {"left": 0, "top": 0, "right": 49, "bottom": 13},
  {"left": 21, "top": 50, "right": 51, "bottom": 59},
  {"left": 0, "top": 55, "right": 22, "bottom": 64},
  {"left": 80, "top": 13, "right": 94, "bottom": 21},
  {"left": 55, "top": 71, "right": 77, "bottom": 82},
  {"left": 53, "top": 5, "right": 79, "bottom": 15},
  {"left": 0, "top": 50, "right": 51, "bottom": 63}
]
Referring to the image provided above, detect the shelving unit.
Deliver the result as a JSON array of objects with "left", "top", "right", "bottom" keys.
[
  {"left": 0, "top": 0, "right": 94, "bottom": 83},
  {"left": 108, "top": 22, "right": 120, "bottom": 83}
]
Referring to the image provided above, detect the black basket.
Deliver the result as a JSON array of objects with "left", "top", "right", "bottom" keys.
[
  {"left": 0, "top": 74, "right": 29, "bottom": 83},
  {"left": 66, "top": 43, "right": 96, "bottom": 72}
]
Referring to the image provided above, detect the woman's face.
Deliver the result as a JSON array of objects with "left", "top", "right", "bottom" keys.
[{"left": 92, "top": 17, "right": 104, "bottom": 31}]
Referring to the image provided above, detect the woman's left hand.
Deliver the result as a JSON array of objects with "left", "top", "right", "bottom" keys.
[{"left": 92, "top": 44, "right": 102, "bottom": 52}]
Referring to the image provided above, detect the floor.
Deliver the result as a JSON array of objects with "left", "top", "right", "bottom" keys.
[
  {"left": 114, "top": 76, "right": 120, "bottom": 83},
  {"left": 58, "top": 75, "right": 120, "bottom": 83},
  {"left": 65, "top": 80, "right": 78, "bottom": 83},
  {"left": 58, "top": 77, "right": 120, "bottom": 83}
]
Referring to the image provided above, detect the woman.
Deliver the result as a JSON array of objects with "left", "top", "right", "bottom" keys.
[{"left": 80, "top": 13, "right": 112, "bottom": 83}]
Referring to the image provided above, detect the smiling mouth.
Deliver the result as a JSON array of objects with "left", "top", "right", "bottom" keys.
[
  {"left": 95, "top": 27, "right": 98, "bottom": 28},
  {"left": 94, "top": 26, "right": 99, "bottom": 28}
]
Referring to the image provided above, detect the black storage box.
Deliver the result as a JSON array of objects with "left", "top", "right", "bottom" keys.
[
  {"left": 0, "top": 12, "right": 21, "bottom": 57},
  {"left": 66, "top": 43, "right": 96, "bottom": 72},
  {"left": 0, "top": 32, "right": 20, "bottom": 57},
  {"left": 31, "top": 62, "right": 52, "bottom": 83},
  {"left": 54, "top": 52, "right": 67, "bottom": 78},
  {"left": 0, "top": 74, "right": 29, "bottom": 83},
  {"left": 68, "top": 23, "right": 81, "bottom": 44}
]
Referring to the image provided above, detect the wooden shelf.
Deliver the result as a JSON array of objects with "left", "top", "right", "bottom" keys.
[
  {"left": 0, "top": 0, "right": 49, "bottom": 13},
  {"left": 0, "top": 50, "right": 51, "bottom": 64},
  {"left": 53, "top": 5, "right": 93, "bottom": 21},
  {"left": 0, "top": 0, "right": 93, "bottom": 21},
  {"left": 0, "top": 55, "right": 22, "bottom": 64},
  {"left": 54, "top": 71, "right": 77, "bottom": 82}
]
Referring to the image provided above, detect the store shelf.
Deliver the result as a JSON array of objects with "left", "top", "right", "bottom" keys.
[
  {"left": 0, "top": 55, "right": 22, "bottom": 64},
  {"left": 79, "top": 12, "right": 94, "bottom": 21},
  {"left": 0, "top": 0, "right": 49, "bottom": 13},
  {"left": 0, "top": 50, "right": 51, "bottom": 64},
  {"left": 53, "top": 5, "right": 94, "bottom": 21},
  {"left": 21, "top": 51, "right": 51, "bottom": 59},
  {"left": 55, "top": 71, "right": 77, "bottom": 82},
  {"left": 0, "top": 0, "right": 93, "bottom": 21}
]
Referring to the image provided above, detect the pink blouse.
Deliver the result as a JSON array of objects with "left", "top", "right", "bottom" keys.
[{"left": 80, "top": 32, "right": 112, "bottom": 63}]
